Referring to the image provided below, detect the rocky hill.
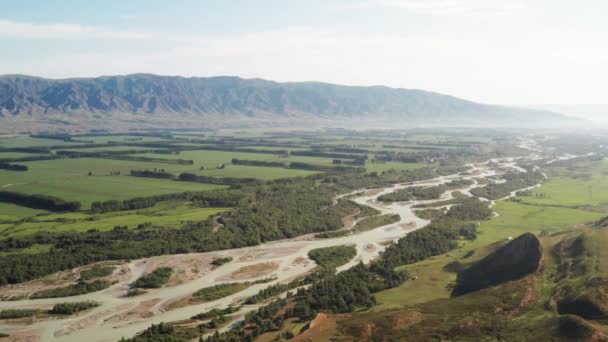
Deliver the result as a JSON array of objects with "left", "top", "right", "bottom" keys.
[
  {"left": 0, "top": 74, "right": 577, "bottom": 132},
  {"left": 453, "top": 233, "right": 543, "bottom": 295}
]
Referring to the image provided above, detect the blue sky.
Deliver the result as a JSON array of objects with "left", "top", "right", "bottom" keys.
[{"left": 1, "top": 0, "right": 607, "bottom": 105}]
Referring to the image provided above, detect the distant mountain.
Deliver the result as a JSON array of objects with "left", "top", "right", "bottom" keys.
[
  {"left": 0, "top": 74, "right": 578, "bottom": 132},
  {"left": 527, "top": 104, "right": 608, "bottom": 124}
]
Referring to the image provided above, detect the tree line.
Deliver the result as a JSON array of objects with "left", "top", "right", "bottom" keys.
[
  {"left": 0, "top": 191, "right": 81, "bottom": 212},
  {"left": 91, "top": 189, "right": 243, "bottom": 213},
  {"left": 0, "top": 165, "right": 466, "bottom": 285},
  {"left": 55, "top": 150, "right": 194, "bottom": 165},
  {"left": 0, "top": 162, "right": 28, "bottom": 171}
]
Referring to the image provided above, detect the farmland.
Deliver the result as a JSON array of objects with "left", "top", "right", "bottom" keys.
[
  {"left": 0, "top": 158, "right": 226, "bottom": 209},
  {"left": 0, "top": 129, "right": 477, "bottom": 220},
  {"left": 0, "top": 129, "right": 505, "bottom": 241},
  {"left": 373, "top": 157, "right": 608, "bottom": 311},
  {"left": 0, "top": 128, "right": 522, "bottom": 341}
]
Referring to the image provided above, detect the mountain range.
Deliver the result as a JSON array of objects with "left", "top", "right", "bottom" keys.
[{"left": 0, "top": 74, "right": 578, "bottom": 132}]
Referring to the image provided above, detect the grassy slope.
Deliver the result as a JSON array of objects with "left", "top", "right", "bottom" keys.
[
  {"left": 374, "top": 167, "right": 607, "bottom": 310},
  {"left": 0, "top": 203, "right": 48, "bottom": 221},
  {"left": 330, "top": 228, "right": 608, "bottom": 342}
]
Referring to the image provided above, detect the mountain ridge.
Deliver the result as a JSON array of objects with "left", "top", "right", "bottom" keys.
[{"left": 0, "top": 73, "right": 578, "bottom": 132}]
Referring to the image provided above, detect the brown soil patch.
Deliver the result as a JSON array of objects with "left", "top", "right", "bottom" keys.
[
  {"left": 341, "top": 212, "right": 357, "bottom": 230},
  {"left": 238, "top": 251, "right": 268, "bottom": 262},
  {"left": 291, "top": 256, "right": 311, "bottom": 267},
  {"left": 136, "top": 253, "right": 217, "bottom": 287},
  {"left": 54, "top": 306, "right": 120, "bottom": 338},
  {"left": 390, "top": 311, "right": 422, "bottom": 328},
  {"left": 261, "top": 245, "right": 306, "bottom": 259},
  {"left": 399, "top": 221, "right": 417, "bottom": 231},
  {"left": 365, "top": 189, "right": 384, "bottom": 196},
  {"left": 218, "top": 262, "right": 279, "bottom": 281},
  {"left": 291, "top": 313, "right": 350, "bottom": 342},
  {"left": 103, "top": 299, "right": 161, "bottom": 326},
  {"left": 163, "top": 257, "right": 215, "bottom": 286},
  {"left": 507, "top": 284, "right": 536, "bottom": 319},
  {"left": 2, "top": 328, "right": 42, "bottom": 342}
]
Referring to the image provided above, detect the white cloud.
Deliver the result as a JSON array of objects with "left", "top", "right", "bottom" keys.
[
  {"left": 4, "top": 26, "right": 606, "bottom": 105},
  {"left": 375, "top": 0, "right": 527, "bottom": 16},
  {"left": 0, "top": 16, "right": 606, "bottom": 105},
  {"left": 0, "top": 20, "right": 150, "bottom": 40}
]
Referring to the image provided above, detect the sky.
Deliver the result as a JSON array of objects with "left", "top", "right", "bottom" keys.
[{"left": 0, "top": 0, "right": 607, "bottom": 105}]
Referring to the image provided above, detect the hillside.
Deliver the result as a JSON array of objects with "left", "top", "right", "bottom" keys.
[
  {"left": 0, "top": 74, "right": 576, "bottom": 132},
  {"left": 453, "top": 233, "right": 543, "bottom": 295},
  {"left": 293, "top": 229, "right": 608, "bottom": 341}
]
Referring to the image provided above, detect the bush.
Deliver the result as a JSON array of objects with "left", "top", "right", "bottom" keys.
[
  {"left": 30, "top": 280, "right": 112, "bottom": 299},
  {"left": 131, "top": 267, "right": 173, "bottom": 289},
  {"left": 308, "top": 245, "right": 357, "bottom": 269},
  {"left": 79, "top": 266, "right": 115, "bottom": 281},
  {"left": 0, "top": 191, "right": 81, "bottom": 212},
  {"left": 0, "top": 309, "right": 40, "bottom": 319},
  {"left": 211, "top": 257, "right": 233, "bottom": 266},
  {"left": 49, "top": 301, "right": 100, "bottom": 315}
]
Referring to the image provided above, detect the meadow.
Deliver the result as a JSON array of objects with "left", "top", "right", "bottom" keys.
[
  {"left": 519, "top": 159, "right": 608, "bottom": 207},
  {"left": 373, "top": 173, "right": 607, "bottom": 310},
  {"left": 0, "top": 136, "right": 84, "bottom": 148},
  {"left": 0, "top": 152, "right": 48, "bottom": 159},
  {"left": 0, "top": 130, "right": 486, "bottom": 239},
  {"left": 0, "top": 201, "right": 228, "bottom": 238},
  {"left": 0, "top": 158, "right": 225, "bottom": 209}
]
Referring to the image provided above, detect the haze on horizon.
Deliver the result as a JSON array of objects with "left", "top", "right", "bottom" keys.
[{"left": 1, "top": 0, "right": 607, "bottom": 118}]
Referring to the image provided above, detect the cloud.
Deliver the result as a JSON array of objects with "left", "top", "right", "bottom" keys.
[
  {"left": 373, "top": 0, "right": 527, "bottom": 16},
  {"left": 0, "top": 20, "right": 150, "bottom": 40},
  {"left": 0, "top": 19, "right": 606, "bottom": 104}
]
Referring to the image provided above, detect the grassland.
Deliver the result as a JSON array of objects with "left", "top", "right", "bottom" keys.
[
  {"left": 134, "top": 149, "right": 346, "bottom": 165},
  {"left": 0, "top": 203, "right": 47, "bottom": 221},
  {"left": 0, "top": 130, "right": 492, "bottom": 239},
  {"left": 519, "top": 160, "right": 608, "bottom": 207},
  {"left": 55, "top": 146, "right": 155, "bottom": 153},
  {"left": 71, "top": 135, "right": 166, "bottom": 144},
  {"left": 0, "top": 158, "right": 226, "bottom": 208},
  {"left": 374, "top": 194, "right": 606, "bottom": 310},
  {"left": 372, "top": 158, "right": 608, "bottom": 310},
  {"left": 0, "top": 152, "right": 48, "bottom": 159},
  {"left": 0, "top": 136, "right": 84, "bottom": 148},
  {"left": 0, "top": 202, "right": 228, "bottom": 238}
]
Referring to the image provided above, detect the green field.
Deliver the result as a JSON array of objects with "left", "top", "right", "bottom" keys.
[
  {"left": 0, "top": 201, "right": 228, "bottom": 238},
  {"left": 129, "top": 150, "right": 330, "bottom": 179},
  {"left": 0, "top": 203, "right": 48, "bottom": 221},
  {"left": 520, "top": 160, "right": 608, "bottom": 207},
  {"left": 0, "top": 152, "right": 49, "bottom": 159},
  {"left": 71, "top": 135, "right": 167, "bottom": 144},
  {"left": 0, "top": 136, "right": 83, "bottom": 148},
  {"left": 132, "top": 149, "right": 349, "bottom": 166},
  {"left": 374, "top": 195, "right": 605, "bottom": 310},
  {"left": 54, "top": 146, "right": 156, "bottom": 153},
  {"left": 0, "top": 158, "right": 225, "bottom": 208}
]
